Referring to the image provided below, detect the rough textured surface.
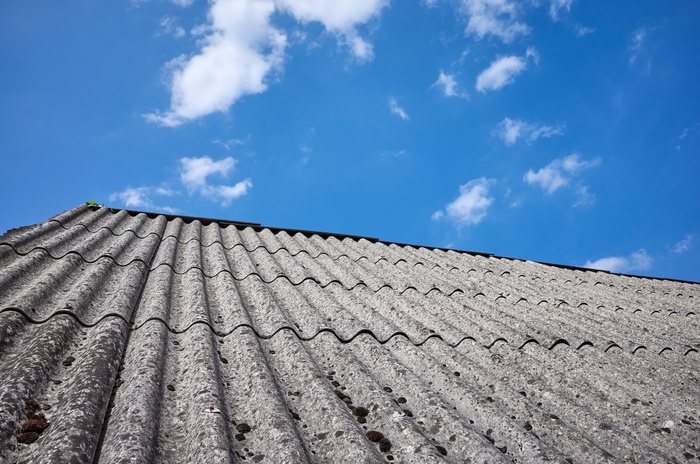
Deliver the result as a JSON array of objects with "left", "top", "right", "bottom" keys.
[{"left": 0, "top": 204, "right": 698, "bottom": 463}]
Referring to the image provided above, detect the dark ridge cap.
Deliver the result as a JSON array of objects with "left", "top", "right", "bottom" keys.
[
  {"left": 111, "top": 207, "right": 261, "bottom": 228},
  {"left": 98, "top": 205, "right": 699, "bottom": 285}
]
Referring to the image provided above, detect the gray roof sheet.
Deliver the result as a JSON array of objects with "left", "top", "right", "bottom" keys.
[{"left": 0, "top": 205, "right": 698, "bottom": 463}]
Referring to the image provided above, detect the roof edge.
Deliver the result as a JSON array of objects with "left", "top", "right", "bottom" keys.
[{"left": 106, "top": 206, "right": 700, "bottom": 285}]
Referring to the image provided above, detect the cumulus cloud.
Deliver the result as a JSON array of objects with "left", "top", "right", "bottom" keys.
[
  {"left": 524, "top": 154, "right": 600, "bottom": 204},
  {"left": 388, "top": 96, "right": 409, "bottom": 120},
  {"left": 476, "top": 55, "right": 527, "bottom": 92},
  {"left": 548, "top": 0, "right": 573, "bottom": 21},
  {"left": 217, "top": 179, "right": 254, "bottom": 205},
  {"left": 433, "top": 71, "right": 468, "bottom": 99},
  {"left": 460, "top": 0, "right": 530, "bottom": 43},
  {"left": 493, "top": 117, "right": 564, "bottom": 145},
  {"left": 672, "top": 234, "right": 695, "bottom": 253},
  {"left": 276, "top": 0, "right": 389, "bottom": 61},
  {"left": 145, "top": 0, "right": 287, "bottom": 127},
  {"left": 433, "top": 178, "right": 495, "bottom": 225},
  {"left": 179, "top": 156, "right": 253, "bottom": 205},
  {"left": 146, "top": 0, "right": 390, "bottom": 126},
  {"left": 110, "top": 156, "right": 252, "bottom": 210},
  {"left": 584, "top": 249, "right": 653, "bottom": 274},
  {"left": 109, "top": 187, "right": 178, "bottom": 214},
  {"left": 180, "top": 156, "right": 237, "bottom": 191}
]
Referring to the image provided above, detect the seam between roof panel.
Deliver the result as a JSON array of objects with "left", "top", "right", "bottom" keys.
[{"left": 1, "top": 308, "right": 695, "bottom": 357}]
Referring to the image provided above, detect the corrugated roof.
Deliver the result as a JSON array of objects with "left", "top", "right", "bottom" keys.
[{"left": 0, "top": 204, "right": 698, "bottom": 463}]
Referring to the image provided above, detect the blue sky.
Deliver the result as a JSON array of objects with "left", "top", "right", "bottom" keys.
[{"left": 1, "top": 0, "right": 699, "bottom": 282}]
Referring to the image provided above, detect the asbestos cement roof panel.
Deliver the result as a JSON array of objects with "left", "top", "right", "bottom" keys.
[{"left": 0, "top": 204, "right": 699, "bottom": 463}]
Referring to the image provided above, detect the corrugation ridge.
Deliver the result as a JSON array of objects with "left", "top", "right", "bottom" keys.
[
  {"left": 145, "top": 261, "right": 503, "bottom": 298},
  {"left": 51, "top": 207, "right": 161, "bottom": 236},
  {"left": 46, "top": 220, "right": 163, "bottom": 240},
  {"left": 147, "top": 260, "right": 432, "bottom": 293}
]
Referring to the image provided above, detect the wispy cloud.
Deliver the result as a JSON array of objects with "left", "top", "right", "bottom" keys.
[
  {"left": 213, "top": 137, "right": 246, "bottom": 151},
  {"left": 574, "top": 24, "right": 595, "bottom": 37},
  {"left": 276, "top": 0, "right": 389, "bottom": 62},
  {"left": 476, "top": 55, "right": 527, "bottom": 92},
  {"left": 584, "top": 249, "right": 652, "bottom": 273},
  {"left": 548, "top": 0, "right": 573, "bottom": 21},
  {"left": 628, "top": 26, "right": 654, "bottom": 73},
  {"left": 524, "top": 154, "right": 601, "bottom": 204},
  {"left": 388, "top": 96, "right": 409, "bottom": 120},
  {"left": 674, "top": 121, "right": 700, "bottom": 150},
  {"left": 380, "top": 149, "right": 406, "bottom": 158},
  {"left": 460, "top": 0, "right": 530, "bottom": 43},
  {"left": 672, "top": 234, "right": 695, "bottom": 253},
  {"left": 109, "top": 187, "right": 178, "bottom": 214},
  {"left": 159, "top": 15, "right": 185, "bottom": 38},
  {"left": 493, "top": 117, "right": 564, "bottom": 145},
  {"left": 433, "top": 178, "right": 495, "bottom": 225},
  {"left": 433, "top": 71, "right": 469, "bottom": 99}
]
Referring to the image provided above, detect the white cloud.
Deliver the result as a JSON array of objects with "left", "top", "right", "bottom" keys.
[
  {"left": 171, "top": 0, "right": 195, "bottom": 6},
  {"left": 524, "top": 154, "right": 600, "bottom": 200},
  {"left": 628, "top": 26, "right": 655, "bottom": 73},
  {"left": 213, "top": 138, "right": 246, "bottom": 151},
  {"left": 160, "top": 16, "right": 186, "bottom": 38},
  {"left": 574, "top": 24, "right": 595, "bottom": 37},
  {"left": 433, "top": 178, "right": 495, "bottom": 225},
  {"left": 452, "top": 47, "right": 471, "bottom": 66},
  {"left": 675, "top": 122, "right": 700, "bottom": 150},
  {"left": 388, "top": 96, "right": 409, "bottom": 120},
  {"left": 548, "top": 0, "right": 573, "bottom": 21},
  {"left": 217, "top": 179, "right": 254, "bottom": 206},
  {"left": 493, "top": 117, "right": 564, "bottom": 145},
  {"left": 525, "top": 46, "right": 539, "bottom": 65},
  {"left": 524, "top": 162, "right": 568, "bottom": 194},
  {"left": 179, "top": 156, "right": 253, "bottom": 205},
  {"left": 460, "top": 0, "right": 530, "bottom": 43},
  {"left": 672, "top": 234, "right": 695, "bottom": 253},
  {"left": 476, "top": 55, "right": 526, "bottom": 92},
  {"left": 109, "top": 187, "right": 178, "bottom": 214},
  {"left": 433, "top": 71, "right": 468, "bottom": 99},
  {"left": 111, "top": 156, "right": 252, "bottom": 210},
  {"left": 585, "top": 249, "right": 653, "bottom": 273},
  {"left": 146, "top": 0, "right": 391, "bottom": 126},
  {"left": 276, "top": 0, "right": 389, "bottom": 61},
  {"left": 145, "top": 0, "right": 287, "bottom": 127},
  {"left": 180, "top": 156, "right": 237, "bottom": 191},
  {"left": 678, "top": 122, "right": 700, "bottom": 140},
  {"left": 380, "top": 149, "right": 406, "bottom": 158}
]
